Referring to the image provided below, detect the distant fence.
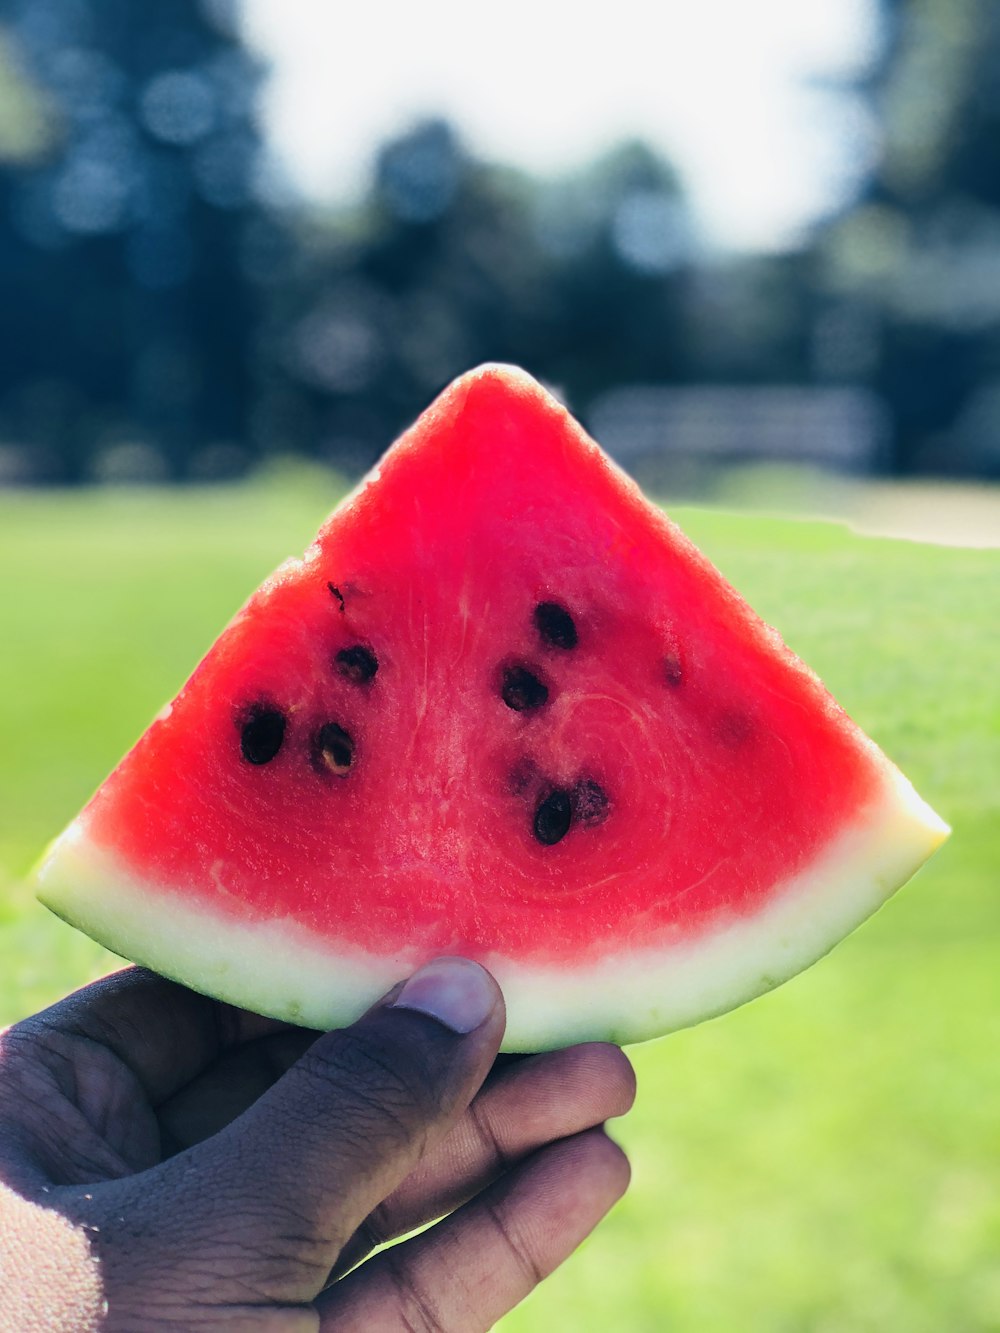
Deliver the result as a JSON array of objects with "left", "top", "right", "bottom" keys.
[{"left": 587, "top": 385, "right": 889, "bottom": 473}]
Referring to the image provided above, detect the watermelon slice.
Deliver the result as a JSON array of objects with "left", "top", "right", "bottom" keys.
[{"left": 35, "top": 365, "right": 948, "bottom": 1050}]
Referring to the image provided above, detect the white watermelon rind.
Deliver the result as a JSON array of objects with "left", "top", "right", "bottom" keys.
[{"left": 35, "top": 763, "right": 947, "bottom": 1051}]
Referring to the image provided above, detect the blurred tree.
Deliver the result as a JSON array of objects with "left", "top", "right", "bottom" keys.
[
  {"left": 0, "top": 0, "right": 271, "bottom": 480},
  {"left": 540, "top": 140, "right": 694, "bottom": 398},
  {"left": 813, "top": 0, "right": 1000, "bottom": 476},
  {"left": 7, "top": 0, "right": 994, "bottom": 483},
  {"left": 264, "top": 121, "right": 700, "bottom": 472}
]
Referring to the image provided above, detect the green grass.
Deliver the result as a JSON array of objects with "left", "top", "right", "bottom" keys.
[{"left": 1, "top": 482, "right": 998, "bottom": 1330}]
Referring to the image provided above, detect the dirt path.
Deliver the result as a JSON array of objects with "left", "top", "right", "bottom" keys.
[{"left": 845, "top": 481, "right": 1000, "bottom": 549}]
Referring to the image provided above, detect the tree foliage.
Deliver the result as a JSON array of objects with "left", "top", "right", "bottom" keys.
[
  {"left": 1, "top": 0, "right": 998, "bottom": 482},
  {"left": 0, "top": 0, "right": 265, "bottom": 481},
  {"left": 814, "top": 0, "right": 1000, "bottom": 475}
]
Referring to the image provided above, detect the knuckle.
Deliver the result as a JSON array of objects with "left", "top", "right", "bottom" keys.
[
  {"left": 382, "top": 1242, "right": 451, "bottom": 1333},
  {"left": 467, "top": 1096, "right": 514, "bottom": 1179},
  {"left": 484, "top": 1199, "right": 547, "bottom": 1289}
]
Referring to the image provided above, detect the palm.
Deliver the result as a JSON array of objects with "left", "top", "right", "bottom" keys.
[
  {"left": 5, "top": 980, "right": 311, "bottom": 1184},
  {"left": 1, "top": 967, "right": 634, "bottom": 1329}
]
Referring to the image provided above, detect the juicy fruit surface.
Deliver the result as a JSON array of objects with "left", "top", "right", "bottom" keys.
[{"left": 72, "top": 367, "right": 883, "bottom": 964}]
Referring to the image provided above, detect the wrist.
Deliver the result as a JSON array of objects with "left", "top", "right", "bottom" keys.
[{"left": 0, "top": 1182, "right": 105, "bottom": 1331}]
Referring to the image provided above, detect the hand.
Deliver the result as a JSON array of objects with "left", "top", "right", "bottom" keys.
[{"left": 0, "top": 959, "right": 635, "bottom": 1330}]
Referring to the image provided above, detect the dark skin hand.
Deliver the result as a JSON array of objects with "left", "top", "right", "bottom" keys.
[{"left": 0, "top": 957, "right": 635, "bottom": 1330}]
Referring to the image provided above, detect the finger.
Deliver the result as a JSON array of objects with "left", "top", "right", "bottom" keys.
[
  {"left": 177, "top": 957, "right": 505, "bottom": 1293},
  {"left": 318, "top": 1128, "right": 630, "bottom": 1332},
  {"left": 22, "top": 966, "right": 293, "bottom": 1104},
  {"left": 158, "top": 1027, "right": 318, "bottom": 1152},
  {"left": 334, "top": 1041, "right": 635, "bottom": 1276}
]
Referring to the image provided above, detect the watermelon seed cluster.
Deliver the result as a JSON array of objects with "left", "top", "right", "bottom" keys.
[
  {"left": 306, "top": 638, "right": 379, "bottom": 776},
  {"left": 500, "top": 602, "right": 612, "bottom": 847},
  {"left": 499, "top": 602, "right": 575, "bottom": 716},
  {"left": 239, "top": 634, "right": 376, "bottom": 775},
  {"left": 237, "top": 599, "right": 617, "bottom": 845}
]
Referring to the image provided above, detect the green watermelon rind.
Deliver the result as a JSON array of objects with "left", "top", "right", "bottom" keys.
[{"left": 35, "top": 763, "right": 947, "bottom": 1050}]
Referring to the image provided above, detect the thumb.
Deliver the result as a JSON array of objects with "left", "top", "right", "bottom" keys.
[{"left": 182, "top": 957, "right": 505, "bottom": 1295}]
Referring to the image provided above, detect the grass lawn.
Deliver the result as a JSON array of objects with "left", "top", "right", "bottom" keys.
[{"left": 1, "top": 480, "right": 998, "bottom": 1330}]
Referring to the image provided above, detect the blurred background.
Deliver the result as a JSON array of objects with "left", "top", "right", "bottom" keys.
[
  {"left": 0, "top": 0, "right": 1000, "bottom": 512},
  {"left": 0, "top": 2, "right": 998, "bottom": 1330}
]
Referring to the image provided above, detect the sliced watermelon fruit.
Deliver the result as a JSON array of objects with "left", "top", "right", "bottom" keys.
[{"left": 35, "top": 365, "right": 948, "bottom": 1049}]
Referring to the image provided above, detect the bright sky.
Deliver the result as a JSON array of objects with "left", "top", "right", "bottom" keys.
[{"left": 241, "top": 0, "right": 880, "bottom": 251}]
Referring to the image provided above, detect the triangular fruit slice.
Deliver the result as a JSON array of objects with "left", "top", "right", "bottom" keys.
[{"left": 35, "top": 365, "right": 948, "bottom": 1049}]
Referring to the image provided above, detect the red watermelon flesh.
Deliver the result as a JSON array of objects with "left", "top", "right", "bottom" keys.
[{"left": 35, "top": 365, "right": 948, "bottom": 1049}]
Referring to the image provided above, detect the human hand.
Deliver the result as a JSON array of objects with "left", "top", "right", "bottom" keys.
[{"left": 0, "top": 959, "right": 634, "bottom": 1330}]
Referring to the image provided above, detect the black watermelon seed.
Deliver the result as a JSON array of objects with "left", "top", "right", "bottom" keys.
[
  {"left": 314, "top": 722, "right": 354, "bottom": 775},
  {"left": 534, "top": 601, "right": 578, "bottom": 649},
  {"left": 572, "top": 779, "right": 611, "bottom": 826},
  {"left": 240, "top": 708, "right": 286, "bottom": 765},
  {"left": 327, "top": 582, "right": 346, "bottom": 612},
  {"left": 336, "top": 645, "right": 378, "bottom": 684},
  {"left": 534, "top": 789, "right": 573, "bottom": 846},
  {"left": 502, "top": 665, "right": 549, "bottom": 711},
  {"left": 664, "top": 653, "right": 684, "bottom": 687}
]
